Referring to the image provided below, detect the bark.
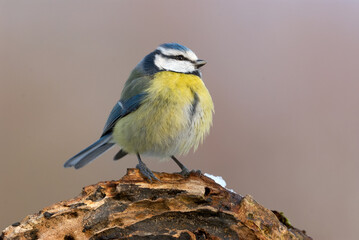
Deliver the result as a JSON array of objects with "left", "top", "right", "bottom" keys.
[{"left": 1, "top": 169, "right": 312, "bottom": 240}]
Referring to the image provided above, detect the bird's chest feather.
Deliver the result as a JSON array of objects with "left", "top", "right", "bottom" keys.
[
  {"left": 145, "top": 71, "right": 209, "bottom": 123},
  {"left": 113, "top": 71, "right": 213, "bottom": 155}
]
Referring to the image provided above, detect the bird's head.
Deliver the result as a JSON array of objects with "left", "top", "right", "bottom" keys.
[{"left": 140, "top": 43, "right": 206, "bottom": 76}]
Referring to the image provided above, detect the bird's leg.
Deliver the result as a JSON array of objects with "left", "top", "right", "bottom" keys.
[
  {"left": 136, "top": 153, "right": 159, "bottom": 182},
  {"left": 171, "top": 156, "right": 192, "bottom": 176}
]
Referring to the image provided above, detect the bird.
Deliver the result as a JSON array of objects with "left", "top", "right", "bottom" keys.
[{"left": 64, "top": 43, "right": 214, "bottom": 181}]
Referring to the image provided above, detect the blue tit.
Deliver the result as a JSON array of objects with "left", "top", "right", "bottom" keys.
[{"left": 64, "top": 43, "right": 214, "bottom": 181}]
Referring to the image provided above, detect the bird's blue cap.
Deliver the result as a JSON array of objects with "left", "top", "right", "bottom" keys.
[{"left": 158, "top": 43, "right": 190, "bottom": 52}]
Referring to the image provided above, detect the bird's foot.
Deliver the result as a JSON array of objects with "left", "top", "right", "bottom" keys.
[
  {"left": 191, "top": 169, "right": 202, "bottom": 175},
  {"left": 178, "top": 167, "right": 190, "bottom": 176},
  {"left": 136, "top": 162, "right": 159, "bottom": 182},
  {"left": 177, "top": 168, "right": 201, "bottom": 177}
]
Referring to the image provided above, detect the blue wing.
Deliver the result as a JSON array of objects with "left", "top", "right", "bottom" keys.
[
  {"left": 101, "top": 93, "right": 147, "bottom": 136},
  {"left": 64, "top": 93, "right": 147, "bottom": 169}
]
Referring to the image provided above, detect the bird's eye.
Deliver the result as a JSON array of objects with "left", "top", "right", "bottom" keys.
[{"left": 175, "top": 55, "right": 185, "bottom": 61}]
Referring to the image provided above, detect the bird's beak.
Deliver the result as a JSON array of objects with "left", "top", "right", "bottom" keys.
[{"left": 195, "top": 59, "right": 207, "bottom": 68}]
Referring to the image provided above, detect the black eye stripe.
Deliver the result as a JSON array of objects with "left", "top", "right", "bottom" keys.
[
  {"left": 173, "top": 55, "right": 185, "bottom": 61},
  {"left": 159, "top": 52, "right": 196, "bottom": 64}
]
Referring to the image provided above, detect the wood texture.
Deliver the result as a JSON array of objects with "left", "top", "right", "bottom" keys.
[{"left": 1, "top": 169, "right": 312, "bottom": 240}]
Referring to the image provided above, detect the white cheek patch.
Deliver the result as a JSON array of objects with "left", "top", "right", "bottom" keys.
[{"left": 154, "top": 55, "right": 196, "bottom": 73}]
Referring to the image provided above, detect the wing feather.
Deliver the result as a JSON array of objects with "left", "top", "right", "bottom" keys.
[{"left": 102, "top": 93, "right": 147, "bottom": 136}]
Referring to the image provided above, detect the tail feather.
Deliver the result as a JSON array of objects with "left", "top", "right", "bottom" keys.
[
  {"left": 64, "top": 134, "right": 114, "bottom": 169},
  {"left": 113, "top": 149, "right": 128, "bottom": 160}
]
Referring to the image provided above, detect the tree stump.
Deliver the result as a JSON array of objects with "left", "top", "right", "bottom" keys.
[{"left": 1, "top": 169, "right": 312, "bottom": 240}]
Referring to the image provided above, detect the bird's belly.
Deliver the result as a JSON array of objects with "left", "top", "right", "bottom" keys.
[
  {"left": 113, "top": 100, "right": 197, "bottom": 157},
  {"left": 113, "top": 71, "right": 213, "bottom": 157}
]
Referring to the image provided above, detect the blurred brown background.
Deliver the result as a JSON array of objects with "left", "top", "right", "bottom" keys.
[{"left": 1, "top": 1, "right": 358, "bottom": 239}]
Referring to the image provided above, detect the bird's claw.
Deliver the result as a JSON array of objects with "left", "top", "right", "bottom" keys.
[
  {"left": 191, "top": 169, "right": 202, "bottom": 175},
  {"left": 136, "top": 162, "right": 160, "bottom": 182},
  {"left": 177, "top": 168, "right": 201, "bottom": 177}
]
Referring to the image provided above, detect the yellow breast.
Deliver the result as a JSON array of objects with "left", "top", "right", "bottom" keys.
[{"left": 113, "top": 71, "right": 214, "bottom": 157}]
